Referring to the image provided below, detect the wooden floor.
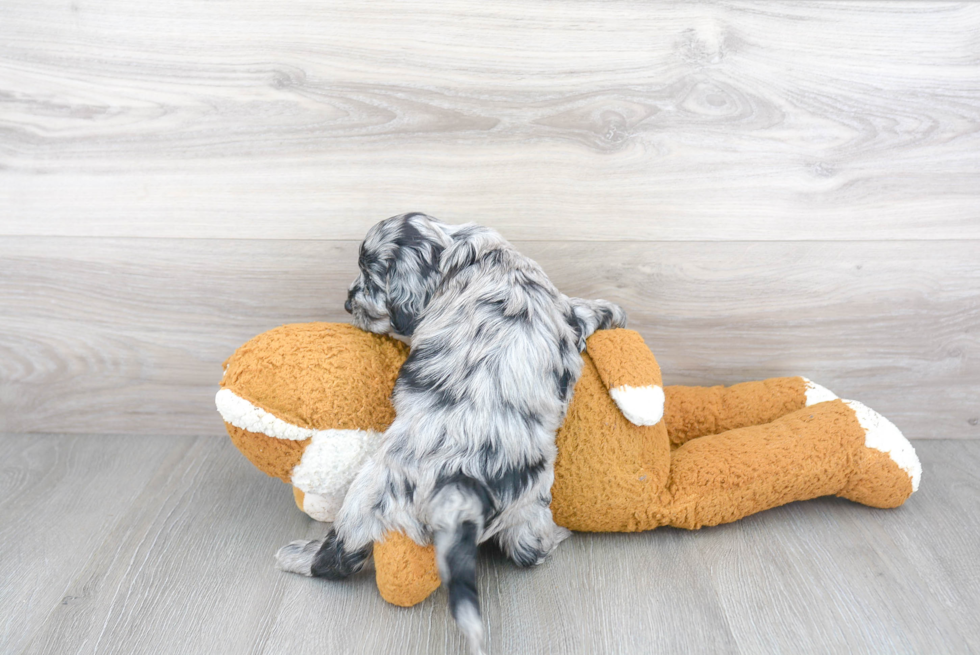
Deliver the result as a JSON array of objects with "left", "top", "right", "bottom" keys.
[{"left": 2, "top": 434, "right": 978, "bottom": 655}]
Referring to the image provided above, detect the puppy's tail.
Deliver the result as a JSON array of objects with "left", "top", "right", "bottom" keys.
[
  {"left": 443, "top": 519, "right": 484, "bottom": 655},
  {"left": 431, "top": 476, "right": 492, "bottom": 655}
]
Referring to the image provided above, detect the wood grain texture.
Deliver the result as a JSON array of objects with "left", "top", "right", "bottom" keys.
[
  {"left": 1, "top": 1, "right": 978, "bottom": 240},
  {"left": 13, "top": 435, "right": 319, "bottom": 655},
  {"left": 1, "top": 236, "right": 977, "bottom": 438},
  {"left": 3, "top": 435, "right": 978, "bottom": 654},
  {"left": 0, "top": 434, "right": 185, "bottom": 654}
]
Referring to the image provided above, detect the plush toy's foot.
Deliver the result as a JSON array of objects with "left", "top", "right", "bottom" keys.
[
  {"left": 837, "top": 400, "right": 921, "bottom": 508},
  {"left": 292, "top": 486, "right": 343, "bottom": 522},
  {"left": 802, "top": 378, "right": 838, "bottom": 406}
]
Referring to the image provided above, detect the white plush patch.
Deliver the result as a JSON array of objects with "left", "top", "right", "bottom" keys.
[
  {"left": 301, "top": 490, "right": 344, "bottom": 523},
  {"left": 290, "top": 428, "right": 382, "bottom": 498},
  {"left": 609, "top": 384, "right": 665, "bottom": 426},
  {"left": 215, "top": 388, "right": 383, "bottom": 499},
  {"left": 844, "top": 399, "right": 922, "bottom": 492},
  {"left": 802, "top": 378, "right": 838, "bottom": 406},
  {"left": 215, "top": 388, "right": 312, "bottom": 441}
]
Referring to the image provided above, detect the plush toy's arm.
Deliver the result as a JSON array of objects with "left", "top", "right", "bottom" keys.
[
  {"left": 585, "top": 329, "right": 665, "bottom": 427},
  {"left": 663, "top": 377, "right": 838, "bottom": 447}
]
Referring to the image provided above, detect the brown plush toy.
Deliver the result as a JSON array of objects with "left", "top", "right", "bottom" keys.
[{"left": 217, "top": 323, "right": 921, "bottom": 607}]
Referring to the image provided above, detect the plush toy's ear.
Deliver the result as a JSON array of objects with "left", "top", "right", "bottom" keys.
[{"left": 586, "top": 329, "right": 665, "bottom": 426}]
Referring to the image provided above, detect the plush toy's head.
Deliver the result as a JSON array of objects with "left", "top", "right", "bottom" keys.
[
  {"left": 216, "top": 322, "right": 667, "bottom": 525},
  {"left": 217, "top": 322, "right": 669, "bottom": 605},
  {"left": 216, "top": 323, "right": 410, "bottom": 520}
]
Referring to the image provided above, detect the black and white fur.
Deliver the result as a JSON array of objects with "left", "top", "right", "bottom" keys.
[{"left": 276, "top": 213, "right": 626, "bottom": 654}]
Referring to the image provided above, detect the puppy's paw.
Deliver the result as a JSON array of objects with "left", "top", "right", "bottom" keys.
[
  {"left": 542, "top": 525, "right": 572, "bottom": 560},
  {"left": 607, "top": 302, "right": 628, "bottom": 329},
  {"left": 500, "top": 521, "right": 572, "bottom": 567},
  {"left": 275, "top": 539, "right": 322, "bottom": 576}
]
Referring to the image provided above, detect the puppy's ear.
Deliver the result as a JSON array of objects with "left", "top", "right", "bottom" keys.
[
  {"left": 440, "top": 225, "right": 509, "bottom": 279},
  {"left": 386, "top": 292, "right": 417, "bottom": 337},
  {"left": 384, "top": 217, "right": 447, "bottom": 337}
]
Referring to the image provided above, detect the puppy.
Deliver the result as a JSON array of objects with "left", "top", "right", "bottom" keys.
[{"left": 277, "top": 213, "right": 626, "bottom": 653}]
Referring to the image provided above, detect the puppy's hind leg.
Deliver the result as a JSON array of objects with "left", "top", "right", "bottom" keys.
[
  {"left": 495, "top": 498, "right": 571, "bottom": 568},
  {"left": 276, "top": 460, "right": 390, "bottom": 579}
]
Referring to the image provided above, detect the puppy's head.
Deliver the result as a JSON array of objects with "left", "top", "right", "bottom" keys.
[{"left": 346, "top": 213, "right": 456, "bottom": 340}]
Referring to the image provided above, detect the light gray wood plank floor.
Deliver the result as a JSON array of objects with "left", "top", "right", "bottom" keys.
[{"left": 2, "top": 434, "right": 978, "bottom": 654}]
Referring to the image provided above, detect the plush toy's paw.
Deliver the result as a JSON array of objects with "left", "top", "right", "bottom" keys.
[
  {"left": 845, "top": 399, "right": 921, "bottom": 491},
  {"left": 292, "top": 487, "right": 343, "bottom": 523},
  {"left": 275, "top": 539, "right": 322, "bottom": 576},
  {"left": 839, "top": 399, "right": 922, "bottom": 508},
  {"left": 609, "top": 384, "right": 665, "bottom": 426},
  {"left": 802, "top": 378, "right": 838, "bottom": 406}
]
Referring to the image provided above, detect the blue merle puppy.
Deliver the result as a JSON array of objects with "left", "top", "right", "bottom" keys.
[{"left": 276, "top": 213, "right": 626, "bottom": 654}]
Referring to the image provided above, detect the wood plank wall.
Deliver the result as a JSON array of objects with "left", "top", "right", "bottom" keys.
[{"left": 1, "top": 1, "right": 978, "bottom": 438}]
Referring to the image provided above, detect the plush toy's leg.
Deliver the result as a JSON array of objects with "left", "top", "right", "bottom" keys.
[
  {"left": 374, "top": 495, "right": 575, "bottom": 612},
  {"left": 374, "top": 532, "right": 441, "bottom": 607},
  {"left": 663, "top": 377, "right": 837, "bottom": 447},
  {"left": 661, "top": 399, "right": 920, "bottom": 530}
]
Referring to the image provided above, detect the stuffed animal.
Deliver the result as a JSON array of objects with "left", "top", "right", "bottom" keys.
[{"left": 216, "top": 322, "right": 921, "bottom": 607}]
